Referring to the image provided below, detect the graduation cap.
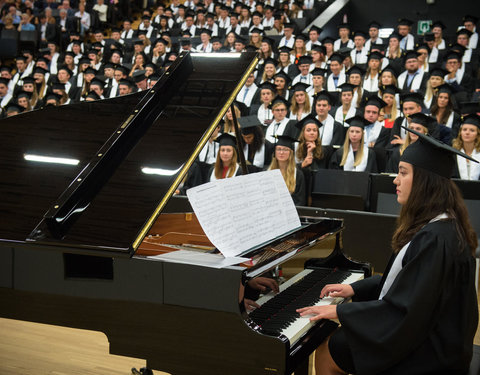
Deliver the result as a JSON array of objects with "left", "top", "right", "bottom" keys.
[
  {"left": 119, "top": 78, "right": 134, "bottom": 87},
  {"left": 0, "top": 77, "right": 9, "bottom": 86},
  {"left": 404, "top": 50, "right": 421, "bottom": 61},
  {"left": 436, "top": 83, "right": 454, "bottom": 96},
  {"left": 368, "top": 51, "right": 384, "bottom": 61},
  {"left": 278, "top": 46, "right": 293, "bottom": 54},
  {"left": 72, "top": 40, "right": 83, "bottom": 46},
  {"left": 245, "top": 45, "right": 258, "bottom": 52},
  {"left": 397, "top": 18, "right": 414, "bottom": 26},
  {"left": 462, "top": 113, "right": 480, "bottom": 128},
  {"left": 400, "top": 126, "right": 478, "bottom": 178},
  {"left": 338, "top": 47, "right": 353, "bottom": 56},
  {"left": 273, "top": 134, "right": 297, "bottom": 150},
  {"left": 415, "top": 43, "right": 431, "bottom": 53},
  {"left": 268, "top": 95, "right": 289, "bottom": 109},
  {"left": 444, "top": 49, "right": 463, "bottom": 61},
  {"left": 290, "top": 82, "right": 309, "bottom": 92},
  {"left": 52, "top": 82, "right": 66, "bottom": 91},
  {"left": 329, "top": 52, "right": 344, "bottom": 64},
  {"left": 16, "top": 55, "right": 27, "bottom": 62},
  {"left": 284, "top": 23, "right": 295, "bottom": 29},
  {"left": 353, "top": 30, "right": 367, "bottom": 39},
  {"left": 368, "top": 21, "right": 382, "bottom": 29},
  {"left": 258, "top": 81, "right": 277, "bottom": 93},
  {"left": 456, "top": 28, "right": 473, "bottom": 38},
  {"left": 180, "top": 37, "right": 192, "bottom": 46},
  {"left": 408, "top": 112, "right": 437, "bottom": 133},
  {"left": 252, "top": 11, "right": 263, "bottom": 18},
  {"left": 338, "top": 82, "right": 356, "bottom": 92},
  {"left": 388, "top": 32, "right": 402, "bottom": 40},
  {"left": 141, "top": 14, "right": 151, "bottom": 20},
  {"left": 215, "top": 132, "right": 238, "bottom": 147},
  {"left": 22, "top": 76, "right": 35, "bottom": 85},
  {"left": 134, "top": 39, "right": 145, "bottom": 46},
  {"left": 5, "top": 103, "right": 23, "bottom": 114},
  {"left": 313, "top": 90, "right": 333, "bottom": 105},
  {"left": 239, "top": 115, "right": 263, "bottom": 134},
  {"left": 429, "top": 67, "right": 448, "bottom": 78},
  {"left": 131, "top": 70, "right": 146, "bottom": 82},
  {"left": 362, "top": 94, "right": 387, "bottom": 109},
  {"left": 250, "top": 27, "right": 263, "bottom": 35},
  {"left": 235, "top": 35, "right": 247, "bottom": 44},
  {"left": 459, "top": 102, "right": 480, "bottom": 116},
  {"left": 262, "top": 36, "right": 275, "bottom": 46},
  {"left": 311, "top": 45, "right": 327, "bottom": 55},
  {"left": 423, "top": 33, "right": 435, "bottom": 42},
  {"left": 347, "top": 65, "right": 365, "bottom": 77},
  {"left": 311, "top": 67, "right": 327, "bottom": 77},
  {"left": 274, "top": 71, "right": 291, "bottom": 84},
  {"left": 199, "top": 28, "right": 213, "bottom": 36},
  {"left": 16, "top": 91, "right": 32, "bottom": 100},
  {"left": 400, "top": 92, "right": 424, "bottom": 106},
  {"left": 297, "top": 55, "right": 312, "bottom": 65},
  {"left": 380, "top": 84, "right": 400, "bottom": 96},
  {"left": 309, "top": 25, "right": 322, "bottom": 34},
  {"left": 86, "top": 91, "right": 101, "bottom": 100},
  {"left": 58, "top": 66, "right": 73, "bottom": 76},
  {"left": 294, "top": 114, "right": 322, "bottom": 131},
  {"left": 78, "top": 56, "right": 91, "bottom": 65},
  {"left": 337, "top": 22, "right": 350, "bottom": 30},
  {"left": 90, "top": 78, "right": 105, "bottom": 88},
  {"left": 345, "top": 115, "right": 372, "bottom": 129},
  {"left": 380, "top": 64, "right": 398, "bottom": 77},
  {"left": 137, "top": 30, "right": 147, "bottom": 37},
  {"left": 463, "top": 15, "right": 479, "bottom": 24},
  {"left": 84, "top": 67, "right": 97, "bottom": 76},
  {"left": 321, "top": 36, "right": 335, "bottom": 45},
  {"left": 45, "top": 92, "right": 62, "bottom": 103},
  {"left": 431, "top": 20, "right": 446, "bottom": 30}
]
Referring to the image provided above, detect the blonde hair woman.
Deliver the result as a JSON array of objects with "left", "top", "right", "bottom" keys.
[
  {"left": 424, "top": 68, "right": 446, "bottom": 109},
  {"left": 222, "top": 104, "right": 241, "bottom": 134},
  {"left": 329, "top": 115, "right": 378, "bottom": 172},
  {"left": 268, "top": 135, "right": 306, "bottom": 205},
  {"left": 452, "top": 114, "right": 480, "bottom": 180}
]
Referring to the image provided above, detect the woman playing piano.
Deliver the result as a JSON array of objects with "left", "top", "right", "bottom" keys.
[{"left": 298, "top": 128, "right": 479, "bottom": 374}]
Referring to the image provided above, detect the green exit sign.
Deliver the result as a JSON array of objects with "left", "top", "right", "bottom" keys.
[{"left": 417, "top": 20, "right": 432, "bottom": 35}]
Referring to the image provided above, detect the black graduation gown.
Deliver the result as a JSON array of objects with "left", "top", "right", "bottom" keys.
[
  {"left": 337, "top": 219, "right": 478, "bottom": 375},
  {"left": 385, "top": 147, "right": 400, "bottom": 173},
  {"left": 245, "top": 140, "right": 274, "bottom": 171},
  {"left": 329, "top": 120, "right": 347, "bottom": 147},
  {"left": 329, "top": 147, "right": 378, "bottom": 173},
  {"left": 291, "top": 166, "right": 306, "bottom": 206}
]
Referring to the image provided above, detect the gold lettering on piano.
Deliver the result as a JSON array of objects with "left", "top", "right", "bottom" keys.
[
  {"left": 121, "top": 114, "right": 135, "bottom": 129},
  {"left": 264, "top": 367, "right": 278, "bottom": 372}
]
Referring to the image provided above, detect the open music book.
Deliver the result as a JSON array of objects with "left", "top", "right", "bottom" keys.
[{"left": 186, "top": 169, "right": 301, "bottom": 258}]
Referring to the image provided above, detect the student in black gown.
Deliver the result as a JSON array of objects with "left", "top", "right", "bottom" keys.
[
  {"left": 428, "top": 83, "right": 461, "bottom": 140},
  {"left": 386, "top": 112, "right": 434, "bottom": 173},
  {"left": 452, "top": 114, "right": 480, "bottom": 180},
  {"left": 208, "top": 133, "right": 242, "bottom": 181},
  {"left": 298, "top": 128, "right": 479, "bottom": 375},
  {"left": 329, "top": 115, "right": 378, "bottom": 172},
  {"left": 238, "top": 115, "right": 274, "bottom": 171},
  {"left": 268, "top": 135, "right": 306, "bottom": 206}
]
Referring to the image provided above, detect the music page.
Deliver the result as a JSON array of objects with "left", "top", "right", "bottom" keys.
[{"left": 186, "top": 169, "right": 301, "bottom": 257}]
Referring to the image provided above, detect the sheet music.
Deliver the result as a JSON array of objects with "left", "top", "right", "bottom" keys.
[{"left": 186, "top": 170, "right": 301, "bottom": 257}]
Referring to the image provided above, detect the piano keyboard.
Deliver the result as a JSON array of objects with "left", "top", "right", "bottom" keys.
[{"left": 248, "top": 268, "right": 363, "bottom": 346}]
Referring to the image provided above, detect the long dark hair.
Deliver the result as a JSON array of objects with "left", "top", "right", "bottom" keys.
[
  {"left": 241, "top": 125, "right": 265, "bottom": 156},
  {"left": 430, "top": 93, "right": 455, "bottom": 124},
  {"left": 392, "top": 166, "right": 477, "bottom": 256}
]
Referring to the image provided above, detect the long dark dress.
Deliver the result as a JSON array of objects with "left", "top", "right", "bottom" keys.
[{"left": 336, "top": 219, "right": 478, "bottom": 374}]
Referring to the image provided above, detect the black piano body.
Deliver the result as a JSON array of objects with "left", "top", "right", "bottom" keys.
[{"left": 0, "top": 52, "right": 370, "bottom": 375}]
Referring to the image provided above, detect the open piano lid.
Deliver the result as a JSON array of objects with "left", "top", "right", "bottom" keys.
[{"left": 0, "top": 52, "right": 258, "bottom": 255}]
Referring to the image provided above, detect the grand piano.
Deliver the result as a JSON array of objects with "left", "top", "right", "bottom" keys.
[{"left": 0, "top": 52, "right": 370, "bottom": 375}]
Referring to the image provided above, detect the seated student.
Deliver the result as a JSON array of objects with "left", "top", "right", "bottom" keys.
[
  {"left": 362, "top": 51, "right": 383, "bottom": 94},
  {"left": 429, "top": 83, "right": 461, "bottom": 140},
  {"left": 209, "top": 133, "right": 242, "bottom": 181},
  {"left": 197, "top": 124, "right": 221, "bottom": 183},
  {"left": 444, "top": 49, "right": 475, "bottom": 103},
  {"left": 250, "top": 81, "right": 276, "bottom": 126},
  {"left": 307, "top": 67, "right": 327, "bottom": 102},
  {"left": 222, "top": 104, "right": 242, "bottom": 134},
  {"left": 325, "top": 53, "right": 346, "bottom": 106},
  {"left": 346, "top": 65, "right": 365, "bottom": 108},
  {"left": 329, "top": 115, "right": 378, "bottom": 173},
  {"left": 264, "top": 96, "right": 295, "bottom": 144},
  {"left": 397, "top": 50, "right": 428, "bottom": 96},
  {"left": 452, "top": 114, "right": 480, "bottom": 180},
  {"left": 238, "top": 115, "right": 274, "bottom": 170},
  {"left": 268, "top": 135, "right": 306, "bottom": 206},
  {"left": 333, "top": 83, "right": 358, "bottom": 127},
  {"left": 289, "top": 82, "right": 311, "bottom": 121},
  {"left": 273, "top": 71, "right": 291, "bottom": 102},
  {"left": 299, "top": 128, "right": 478, "bottom": 375},
  {"left": 277, "top": 46, "right": 300, "bottom": 80},
  {"left": 312, "top": 91, "right": 346, "bottom": 147},
  {"left": 294, "top": 115, "right": 334, "bottom": 171},
  {"left": 386, "top": 112, "right": 435, "bottom": 173},
  {"left": 423, "top": 67, "right": 446, "bottom": 110},
  {"left": 375, "top": 92, "right": 424, "bottom": 151},
  {"left": 362, "top": 95, "right": 387, "bottom": 148},
  {"left": 385, "top": 33, "right": 404, "bottom": 74},
  {"left": 379, "top": 84, "right": 401, "bottom": 128}
]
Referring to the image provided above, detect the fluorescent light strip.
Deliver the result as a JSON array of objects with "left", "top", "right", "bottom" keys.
[
  {"left": 141, "top": 166, "right": 183, "bottom": 176},
  {"left": 191, "top": 52, "right": 242, "bottom": 58},
  {"left": 24, "top": 154, "right": 80, "bottom": 165}
]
